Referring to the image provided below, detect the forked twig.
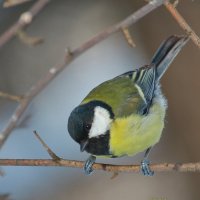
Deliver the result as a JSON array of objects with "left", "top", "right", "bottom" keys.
[{"left": 0, "top": 0, "right": 49, "bottom": 49}]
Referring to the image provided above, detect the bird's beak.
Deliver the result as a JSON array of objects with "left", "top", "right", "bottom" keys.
[{"left": 80, "top": 139, "right": 89, "bottom": 152}]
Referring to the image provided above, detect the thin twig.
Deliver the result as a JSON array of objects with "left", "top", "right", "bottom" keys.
[
  {"left": 0, "top": 0, "right": 49, "bottom": 49},
  {"left": 0, "top": 159, "right": 200, "bottom": 173},
  {"left": 0, "top": 91, "right": 22, "bottom": 102},
  {"left": 122, "top": 28, "right": 136, "bottom": 47},
  {"left": 3, "top": 0, "right": 32, "bottom": 8},
  {"left": 17, "top": 29, "right": 44, "bottom": 46},
  {"left": 33, "top": 131, "right": 61, "bottom": 161},
  {"left": 165, "top": 1, "right": 200, "bottom": 48},
  {"left": 0, "top": 0, "right": 166, "bottom": 149}
]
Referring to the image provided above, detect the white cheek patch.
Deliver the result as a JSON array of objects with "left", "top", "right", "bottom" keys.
[{"left": 89, "top": 106, "right": 112, "bottom": 138}]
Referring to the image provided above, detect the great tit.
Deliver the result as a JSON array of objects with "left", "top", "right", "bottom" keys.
[{"left": 68, "top": 35, "right": 189, "bottom": 176}]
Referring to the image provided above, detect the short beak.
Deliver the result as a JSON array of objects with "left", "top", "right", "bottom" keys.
[{"left": 80, "top": 140, "right": 89, "bottom": 152}]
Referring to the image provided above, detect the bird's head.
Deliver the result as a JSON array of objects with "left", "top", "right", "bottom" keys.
[{"left": 67, "top": 100, "right": 114, "bottom": 155}]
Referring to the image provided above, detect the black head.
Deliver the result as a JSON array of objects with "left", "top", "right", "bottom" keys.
[{"left": 67, "top": 100, "right": 114, "bottom": 155}]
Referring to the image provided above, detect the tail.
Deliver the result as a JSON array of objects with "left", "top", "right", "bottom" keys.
[
  {"left": 117, "top": 35, "right": 189, "bottom": 114},
  {"left": 131, "top": 35, "right": 189, "bottom": 114},
  {"left": 151, "top": 35, "right": 189, "bottom": 81}
]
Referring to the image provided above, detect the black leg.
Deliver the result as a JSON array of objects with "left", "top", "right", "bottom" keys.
[
  {"left": 140, "top": 147, "right": 154, "bottom": 176},
  {"left": 144, "top": 146, "right": 151, "bottom": 158},
  {"left": 84, "top": 155, "right": 96, "bottom": 175}
]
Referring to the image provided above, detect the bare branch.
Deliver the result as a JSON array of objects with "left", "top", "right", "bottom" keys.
[
  {"left": 0, "top": 0, "right": 166, "bottom": 149},
  {"left": 0, "top": 0, "right": 49, "bottom": 49},
  {"left": 165, "top": 1, "right": 200, "bottom": 48},
  {"left": 0, "top": 159, "right": 200, "bottom": 173}
]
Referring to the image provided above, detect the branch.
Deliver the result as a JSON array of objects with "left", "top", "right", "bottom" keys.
[
  {"left": 165, "top": 1, "right": 200, "bottom": 48},
  {"left": 1, "top": 132, "right": 199, "bottom": 174},
  {"left": 0, "top": 0, "right": 49, "bottom": 49},
  {"left": 0, "top": 159, "right": 200, "bottom": 173},
  {"left": 0, "top": 0, "right": 166, "bottom": 149}
]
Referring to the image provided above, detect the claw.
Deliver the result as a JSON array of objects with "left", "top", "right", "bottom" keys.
[
  {"left": 84, "top": 155, "right": 96, "bottom": 175},
  {"left": 140, "top": 159, "right": 154, "bottom": 176}
]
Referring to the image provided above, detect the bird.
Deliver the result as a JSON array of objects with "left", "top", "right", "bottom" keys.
[{"left": 67, "top": 35, "right": 189, "bottom": 176}]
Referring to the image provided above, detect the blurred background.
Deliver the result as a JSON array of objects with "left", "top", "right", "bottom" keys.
[{"left": 0, "top": 0, "right": 200, "bottom": 199}]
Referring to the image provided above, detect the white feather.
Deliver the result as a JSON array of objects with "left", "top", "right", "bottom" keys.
[
  {"left": 89, "top": 106, "right": 112, "bottom": 138},
  {"left": 154, "top": 84, "right": 167, "bottom": 109}
]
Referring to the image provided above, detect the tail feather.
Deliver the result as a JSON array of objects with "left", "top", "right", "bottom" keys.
[{"left": 151, "top": 35, "right": 189, "bottom": 81}]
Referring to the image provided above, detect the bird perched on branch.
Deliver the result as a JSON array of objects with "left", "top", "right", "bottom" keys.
[{"left": 68, "top": 35, "right": 189, "bottom": 176}]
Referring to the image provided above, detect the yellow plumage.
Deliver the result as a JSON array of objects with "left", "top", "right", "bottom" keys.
[{"left": 110, "top": 94, "right": 166, "bottom": 157}]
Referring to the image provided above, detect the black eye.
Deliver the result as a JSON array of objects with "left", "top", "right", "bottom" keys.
[{"left": 84, "top": 123, "right": 91, "bottom": 132}]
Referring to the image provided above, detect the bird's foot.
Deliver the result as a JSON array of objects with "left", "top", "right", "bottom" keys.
[
  {"left": 140, "top": 159, "right": 154, "bottom": 176},
  {"left": 84, "top": 155, "right": 96, "bottom": 175}
]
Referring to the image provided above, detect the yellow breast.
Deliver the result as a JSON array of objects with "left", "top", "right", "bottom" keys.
[{"left": 110, "top": 98, "right": 166, "bottom": 157}]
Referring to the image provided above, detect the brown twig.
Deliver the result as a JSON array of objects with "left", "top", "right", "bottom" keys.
[
  {"left": 0, "top": 159, "right": 200, "bottom": 173},
  {"left": 17, "top": 29, "right": 44, "bottom": 46},
  {"left": 0, "top": 0, "right": 166, "bottom": 149},
  {"left": 33, "top": 131, "right": 61, "bottom": 161},
  {"left": 3, "top": 0, "right": 32, "bottom": 8},
  {"left": 0, "top": 0, "right": 49, "bottom": 49},
  {"left": 165, "top": 1, "right": 200, "bottom": 48},
  {"left": 0, "top": 91, "right": 22, "bottom": 102},
  {"left": 122, "top": 28, "right": 136, "bottom": 47}
]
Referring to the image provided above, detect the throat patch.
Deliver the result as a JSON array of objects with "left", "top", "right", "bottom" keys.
[{"left": 85, "top": 131, "right": 111, "bottom": 155}]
